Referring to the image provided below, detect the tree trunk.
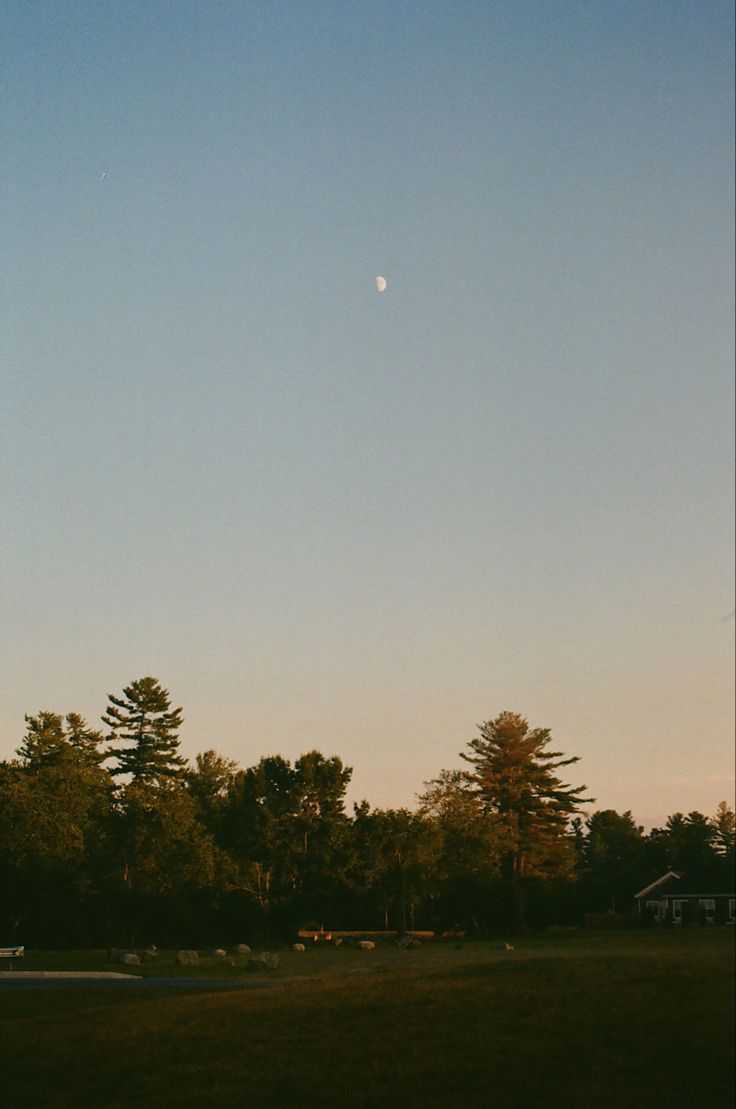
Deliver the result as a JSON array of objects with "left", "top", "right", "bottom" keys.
[
  {"left": 511, "top": 852, "right": 526, "bottom": 934},
  {"left": 511, "top": 875, "right": 525, "bottom": 933},
  {"left": 399, "top": 868, "right": 408, "bottom": 937}
]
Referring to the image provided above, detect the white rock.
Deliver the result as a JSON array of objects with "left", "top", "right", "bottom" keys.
[
  {"left": 291, "top": 943, "right": 306, "bottom": 952},
  {"left": 234, "top": 944, "right": 251, "bottom": 955},
  {"left": 121, "top": 953, "right": 140, "bottom": 966},
  {"left": 356, "top": 940, "right": 375, "bottom": 951}
]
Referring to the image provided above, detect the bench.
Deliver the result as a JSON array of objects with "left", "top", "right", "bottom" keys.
[
  {"left": 0, "top": 946, "right": 24, "bottom": 970},
  {"left": 297, "top": 930, "right": 435, "bottom": 942}
]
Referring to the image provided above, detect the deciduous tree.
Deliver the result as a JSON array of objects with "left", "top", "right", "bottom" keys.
[
  {"left": 0, "top": 752, "right": 113, "bottom": 944},
  {"left": 184, "top": 750, "right": 239, "bottom": 836},
  {"left": 419, "top": 769, "right": 504, "bottom": 933}
]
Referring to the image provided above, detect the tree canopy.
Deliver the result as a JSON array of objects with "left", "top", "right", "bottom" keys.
[
  {"left": 103, "top": 677, "right": 185, "bottom": 784},
  {"left": 460, "top": 711, "right": 592, "bottom": 930},
  {"left": 1, "top": 684, "right": 732, "bottom": 947}
]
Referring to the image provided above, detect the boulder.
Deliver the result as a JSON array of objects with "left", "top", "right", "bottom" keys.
[
  {"left": 121, "top": 953, "right": 140, "bottom": 966},
  {"left": 213, "top": 948, "right": 227, "bottom": 958},
  {"left": 143, "top": 945, "right": 158, "bottom": 961},
  {"left": 291, "top": 943, "right": 306, "bottom": 953},
  {"left": 356, "top": 940, "right": 375, "bottom": 951},
  {"left": 247, "top": 951, "right": 279, "bottom": 971},
  {"left": 234, "top": 944, "right": 251, "bottom": 955},
  {"left": 176, "top": 949, "right": 200, "bottom": 966}
]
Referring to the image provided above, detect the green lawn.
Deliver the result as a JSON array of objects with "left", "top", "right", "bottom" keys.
[{"left": 1, "top": 930, "right": 733, "bottom": 1108}]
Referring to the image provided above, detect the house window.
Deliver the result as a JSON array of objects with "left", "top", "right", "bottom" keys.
[
  {"left": 729, "top": 899, "right": 735, "bottom": 923},
  {"left": 672, "top": 900, "right": 684, "bottom": 924},
  {"left": 698, "top": 899, "right": 715, "bottom": 923},
  {"left": 646, "top": 900, "right": 661, "bottom": 921}
]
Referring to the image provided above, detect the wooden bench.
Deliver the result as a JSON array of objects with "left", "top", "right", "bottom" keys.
[
  {"left": 297, "top": 929, "right": 435, "bottom": 942},
  {"left": 0, "top": 946, "right": 24, "bottom": 970}
]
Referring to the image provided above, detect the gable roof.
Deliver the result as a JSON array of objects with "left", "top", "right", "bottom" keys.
[
  {"left": 635, "top": 870, "right": 735, "bottom": 900},
  {"left": 635, "top": 871, "right": 682, "bottom": 899}
]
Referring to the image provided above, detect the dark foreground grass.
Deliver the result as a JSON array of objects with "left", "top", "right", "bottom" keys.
[{"left": 1, "top": 931, "right": 733, "bottom": 1108}]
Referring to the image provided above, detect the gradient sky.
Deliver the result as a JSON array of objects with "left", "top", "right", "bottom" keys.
[{"left": 3, "top": 1, "right": 734, "bottom": 827}]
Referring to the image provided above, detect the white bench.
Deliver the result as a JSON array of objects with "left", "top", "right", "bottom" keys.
[{"left": 0, "top": 946, "right": 24, "bottom": 970}]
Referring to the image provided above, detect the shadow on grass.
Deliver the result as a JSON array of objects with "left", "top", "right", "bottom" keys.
[{"left": 3, "top": 932, "right": 733, "bottom": 1108}]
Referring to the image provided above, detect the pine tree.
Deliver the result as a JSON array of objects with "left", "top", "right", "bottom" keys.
[
  {"left": 103, "top": 677, "right": 185, "bottom": 784},
  {"left": 64, "top": 713, "right": 106, "bottom": 767},
  {"left": 712, "top": 801, "right": 735, "bottom": 862},
  {"left": 461, "top": 710, "right": 591, "bottom": 932},
  {"left": 19, "top": 712, "right": 105, "bottom": 770},
  {"left": 18, "top": 712, "right": 67, "bottom": 767},
  {"left": 583, "top": 810, "right": 645, "bottom": 913}
]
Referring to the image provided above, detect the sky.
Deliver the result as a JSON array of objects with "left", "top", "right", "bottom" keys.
[{"left": 2, "top": 1, "right": 734, "bottom": 828}]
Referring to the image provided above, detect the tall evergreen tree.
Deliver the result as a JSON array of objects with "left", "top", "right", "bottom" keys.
[
  {"left": 461, "top": 711, "right": 591, "bottom": 932},
  {"left": 711, "top": 801, "right": 735, "bottom": 862},
  {"left": 648, "top": 811, "right": 718, "bottom": 875},
  {"left": 17, "top": 712, "right": 67, "bottom": 767},
  {"left": 64, "top": 713, "right": 106, "bottom": 767},
  {"left": 103, "top": 677, "right": 185, "bottom": 784},
  {"left": 582, "top": 809, "right": 645, "bottom": 913},
  {"left": 19, "top": 711, "right": 105, "bottom": 770}
]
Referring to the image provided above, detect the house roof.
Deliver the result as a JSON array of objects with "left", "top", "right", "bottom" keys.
[
  {"left": 634, "top": 871, "right": 682, "bottom": 899},
  {"left": 635, "top": 870, "right": 735, "bottom": 899}
]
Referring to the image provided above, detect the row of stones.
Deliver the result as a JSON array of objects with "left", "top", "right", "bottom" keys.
[{"left": 118, "top": 937, "right": 415, "bottom": 967}]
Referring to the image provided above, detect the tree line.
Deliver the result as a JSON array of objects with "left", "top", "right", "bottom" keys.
[{"left": 1, "top": 677, "right": 733, "bottom": 948}]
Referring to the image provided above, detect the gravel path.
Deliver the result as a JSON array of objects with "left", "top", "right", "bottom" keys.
[
  {"left": 1, "top": 971, "right": 139, "bottom": 979},
  {"left": 0, "top": 972, "right": 274, "bottom": 990}
]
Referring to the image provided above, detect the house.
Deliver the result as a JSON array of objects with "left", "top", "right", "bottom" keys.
[{"left": 634, "top": 870, "right": 735, "bottom": 925}]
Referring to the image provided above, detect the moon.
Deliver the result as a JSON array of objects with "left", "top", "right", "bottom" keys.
[{"left": 375, "top": 275, "right": 387, "bottom": 293}]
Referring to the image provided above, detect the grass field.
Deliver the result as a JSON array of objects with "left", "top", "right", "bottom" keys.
[{"left": 1, "top": 930, "right": 733, "bottom": 1107}]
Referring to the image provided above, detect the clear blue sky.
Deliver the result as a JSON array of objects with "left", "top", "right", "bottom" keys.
[{"left": 2, "top": 1, "right": 734, "bottom": 826}]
